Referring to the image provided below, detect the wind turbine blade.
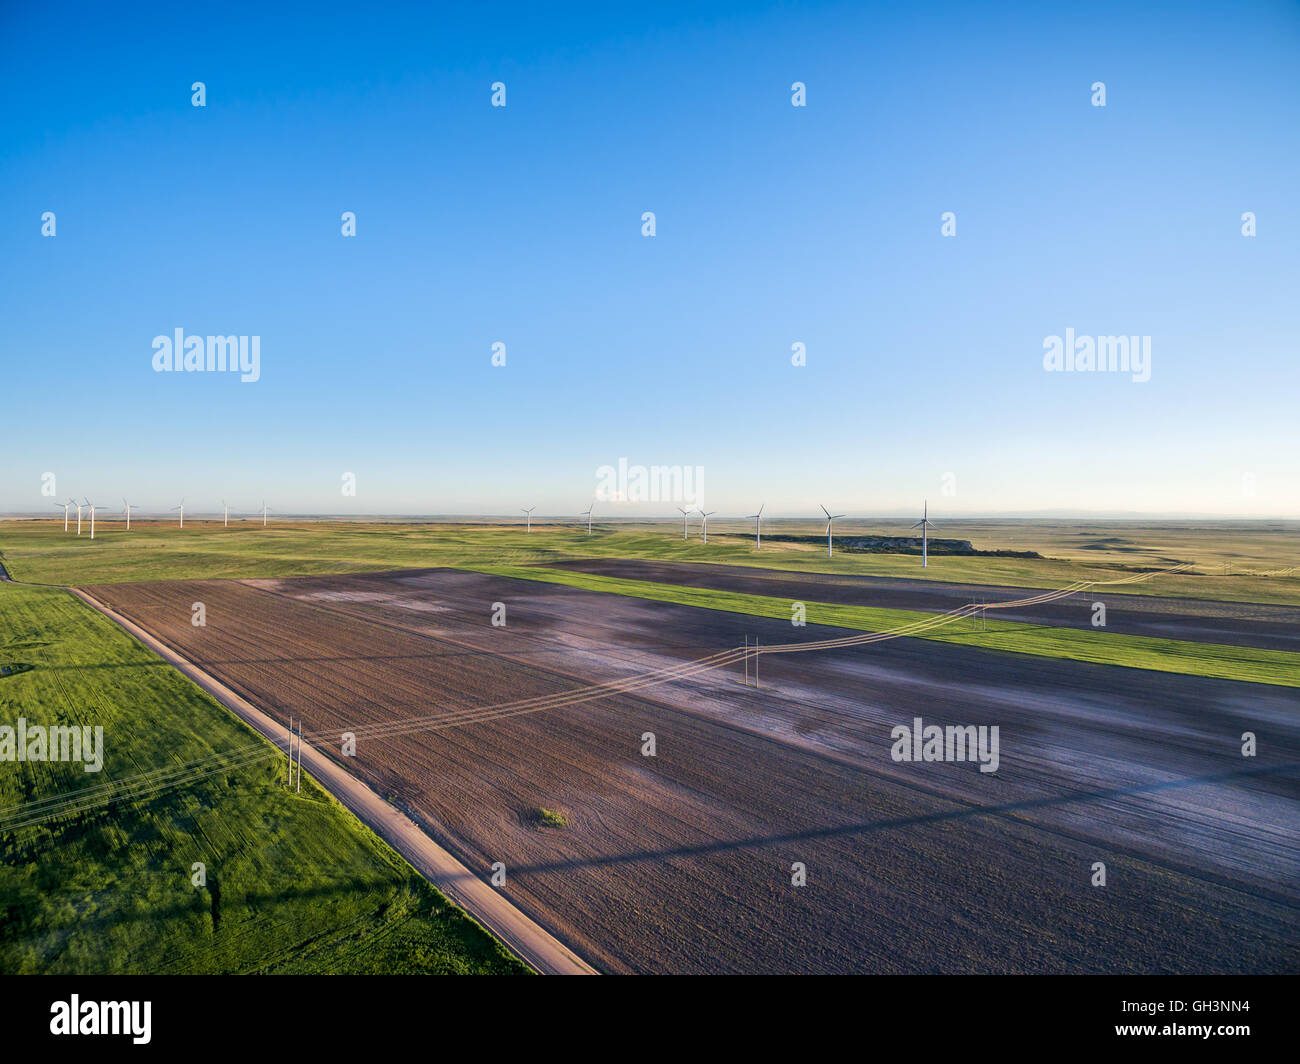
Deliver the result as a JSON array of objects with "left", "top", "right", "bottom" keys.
[{"left": 820, "top": 505, "right": 831, "bottom": 519}]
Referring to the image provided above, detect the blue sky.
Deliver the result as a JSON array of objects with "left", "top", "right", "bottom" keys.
[{"left": 2, "top": 0, "right": 1297, "bottom": 517}]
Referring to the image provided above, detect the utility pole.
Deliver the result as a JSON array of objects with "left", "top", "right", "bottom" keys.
[
  {"left": 287, "top": 716, "right": 294, "bottom": 787},
  {"left": 295, "top": 721, "right": 302, "bottom": 793}
]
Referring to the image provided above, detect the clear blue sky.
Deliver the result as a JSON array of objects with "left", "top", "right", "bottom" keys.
[{"left": 2, "top": 1, "right": 1297, "bottom": 517}]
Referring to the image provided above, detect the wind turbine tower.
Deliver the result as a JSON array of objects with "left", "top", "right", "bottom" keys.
[
  {"left": 820, "top": 505, "right": 846, "bottom": 558},
  {"left": 676, "top": 506, "right": 690, "bottom": 541},
  {"left": 747, "top": 503, "right": 764, "bottom": 549},
  {"left": 74, "top": 499, "right": 83, "bottom": 536},
  {"left": 171, "top": 497, "right": 185, "bottom": 529},
  {"left": 522, "top": 506, "right": 535, "bottom": 533},
  {"left": 699, "top": 510, "right": 716, "bottom": 544},
  {"left": 56, "top": 500, "right": 70, "bottom": 532},
  {"left": 83, "top": 498, "right": 100, "bottom": 540},
  {"left": 580, "top": 503, "right": 593, "bottom": 536},
  {"left": 911, "top": 500, "right": 937, "bottom": 568}
]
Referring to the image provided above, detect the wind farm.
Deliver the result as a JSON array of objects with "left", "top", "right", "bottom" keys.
[{"left": 1, "top": 505, "right": 1296, "bottom": 978}]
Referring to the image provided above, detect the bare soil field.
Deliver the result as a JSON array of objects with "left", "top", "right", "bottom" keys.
[
  {"left": 545, "top": 557, "right": 1300, "bottom": 652},
  {"left": 83, "top": 569, "right": 1300, "bottom": 973}
]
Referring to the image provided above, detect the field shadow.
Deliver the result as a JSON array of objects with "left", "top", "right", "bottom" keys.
[{"left": 501, "top": 761, "right": 1300, "bottom": 878}]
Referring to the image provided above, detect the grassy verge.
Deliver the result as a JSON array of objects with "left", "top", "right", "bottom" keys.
[
  {"left": 461, "top": 563, "right": 1300, "bottom": 689},
  {"left": 0, "top": 581, "right": 527, "bottom": 974}
]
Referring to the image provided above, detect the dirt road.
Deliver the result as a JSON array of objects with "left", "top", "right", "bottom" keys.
[{"left": 69, "top": 586, "right": 597, "bottom": 976}]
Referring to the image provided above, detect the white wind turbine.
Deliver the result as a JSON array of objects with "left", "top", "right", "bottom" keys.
[
  {"left": 676, "top": 506, "right": 690, "bottom": 541},
  {"left": 171, "top": 497, "right": 185, "bottom": 529},
  {"left": 821, "top": 505, "right": 846, "bottom": 558},
  {"left": 222, "top": 499, "right": 229, "bottom": 527},
  {"left": 522, "top": 506, "right": 535, "bottom": 533},
  {"left": 260, "top": 500, "right": 270, "bottom": 527},
  {"left": 747, "top": 503, "right": 764, "bottom": 549},
  {"left": 698, "top": 509, "right": 716, "bottom": 544},
  {"left": 83, "top": 498, "right": 101, "bottom": 540},
  {"left": 73, "top": 498, "right": 83, "bottom": 536},
  {"left": 911, "top": 499, "right": 937, "bottom": 568},
  {"left": 122, "top": 499, "right": 137, "bottom": 531},
  {"left": 56, "top": 500, "right": 70, "bottom": 532},
  {"left": 580, "top": 503, "right": 593, "bottom": 536}
]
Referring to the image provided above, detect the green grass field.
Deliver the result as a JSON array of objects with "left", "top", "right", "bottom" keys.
[
  {"left": 1, "top": 517, "right": 1297, "bottom": 605},
  {"left": 0, "top": 581, "right": 528, "bottom": 974}
]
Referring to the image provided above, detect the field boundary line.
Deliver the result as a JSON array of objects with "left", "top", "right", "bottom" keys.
[{"left": 68, "top": 587, "right": 598, "bottom": 977}]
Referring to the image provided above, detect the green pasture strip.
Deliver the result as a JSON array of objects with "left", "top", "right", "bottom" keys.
[{"left": 0, "top": 581, "right": 526, "bottom": 974}]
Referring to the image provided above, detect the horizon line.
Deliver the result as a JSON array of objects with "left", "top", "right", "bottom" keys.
[{"left": 5, "top": 512, "right": 1300, "bottom": 523}]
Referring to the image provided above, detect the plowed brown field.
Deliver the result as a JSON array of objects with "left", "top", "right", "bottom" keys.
[{"left": 84, "top": 568, "right": 1300, "bottom": 973}]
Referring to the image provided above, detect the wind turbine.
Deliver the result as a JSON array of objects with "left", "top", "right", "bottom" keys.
[
  {"left": 676, "top": 506, "right": 690, "bottom": 541},
  {"left": 911, "top": 499, "right": 937, "bottom": 568},
  {"left": 522, "top": 506, "right": 535, "bottom": 533},
  {"left": 222, "top": 499, "right": 229, "bottom": 527},
  {"left": 820, "top": 505, "right": 846, "bottom": 558},
  {"left": 698, "top": 509, "right": 716, "bottom": 544},
  {"left": 747, "top": 503, "right": 764, "bottom": 549},
  {"left": 122, "top": 499, "right": 137, "bottom": 531},
  {"left": 171, "top": 497, "right": 185, "bottom": 529},
  {"left": 580, "top": 503, "right": 593, "bottom": 535},
  {"left": 83, "top": 498, "right": 101, "bottom": 540},
  {"left": 56, "top": 500, "right": 70, "bottom": 532},
  {"left": 73, "top": 498, "right": 83, "bottom": 536},
  {"left": 260, "top": 500, "right": 270, "bottom": 527}
]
